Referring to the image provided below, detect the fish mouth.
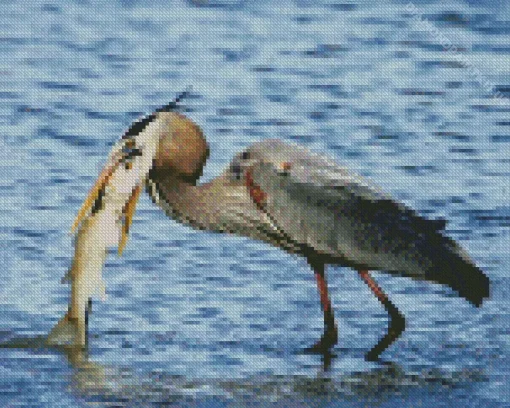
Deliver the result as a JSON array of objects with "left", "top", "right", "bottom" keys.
[{"left": 71, "top": 90, "right": 193, "bottom": 236}]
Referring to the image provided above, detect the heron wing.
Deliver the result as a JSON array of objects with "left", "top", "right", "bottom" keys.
[{"left": 241, "top": 139, "right": 447, "bottom": 277}]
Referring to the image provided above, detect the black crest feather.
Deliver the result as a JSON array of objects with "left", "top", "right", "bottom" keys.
[{"left": 122, "top": 88, "right": 192, "bottom": 140}]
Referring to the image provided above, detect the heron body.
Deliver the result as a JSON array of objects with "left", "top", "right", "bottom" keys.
[{"left": 49, "top": 101, "right": 490, "bottom": 360}]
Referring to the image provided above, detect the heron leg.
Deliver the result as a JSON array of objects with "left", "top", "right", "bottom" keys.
[
  {"left": 305, "top": 262, "right": 338, "bottom": 353},
  {"left": 358, "top": 270, "right": 405, "bottom": 361}
]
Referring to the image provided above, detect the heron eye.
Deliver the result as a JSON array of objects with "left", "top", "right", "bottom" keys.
[{"left": 241, "top": 151, "right": 250, "bottom": 160}]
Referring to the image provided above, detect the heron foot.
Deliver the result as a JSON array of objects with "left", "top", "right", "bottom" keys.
[
  {"left": 304, "top": 326, "right": 338, "bottom": 354},
  {"left": 364, "top": 306, "right": 405, "bottom": 362}
]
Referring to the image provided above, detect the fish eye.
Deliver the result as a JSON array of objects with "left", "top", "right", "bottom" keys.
[{"left": 231, "top": 163, "right": 242, "bottom": 179}]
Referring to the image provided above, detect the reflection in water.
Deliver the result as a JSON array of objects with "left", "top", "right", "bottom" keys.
[{"left": 0, "top": 336, "right": 485, "bottom": 406}]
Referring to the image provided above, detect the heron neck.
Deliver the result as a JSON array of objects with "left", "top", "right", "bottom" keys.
[{"left": 150, "top": 172, "right": 210, "bottom": 228}]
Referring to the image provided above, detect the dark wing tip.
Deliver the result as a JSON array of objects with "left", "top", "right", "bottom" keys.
[
  {"left": 430, "top": 217, "right": 447, "bottom": 232},
  {"left": 425, "top": 247, "right": 490, "bottom": 307},
  {"left": 471, "top": 268, "right": 490, "bottom": 307}
]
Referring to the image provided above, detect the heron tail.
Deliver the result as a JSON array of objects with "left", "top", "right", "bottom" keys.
[{"left": 424, "top": 239, "right": 490, "bottom": 306}]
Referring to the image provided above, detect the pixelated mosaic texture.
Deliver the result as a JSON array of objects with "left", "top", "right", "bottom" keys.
[{"left": 1, "top": 0, "right": 509, "bottom": 407}]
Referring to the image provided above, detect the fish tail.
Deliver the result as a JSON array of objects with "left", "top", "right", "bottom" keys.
[
  {"left": 46, "top": 311, "right": 85, "bottom": 347},
  {"left": 46, "top": 289, "right": 91, "bottom": 348}
]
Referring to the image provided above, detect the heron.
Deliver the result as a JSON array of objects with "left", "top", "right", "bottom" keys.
[{"left": 48, "top": 97, "right": 490, "bottom": 361}]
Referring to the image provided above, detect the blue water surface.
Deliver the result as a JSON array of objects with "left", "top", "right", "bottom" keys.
[{"left": 1, "top": 0, "right": 509, "bottom": 406}]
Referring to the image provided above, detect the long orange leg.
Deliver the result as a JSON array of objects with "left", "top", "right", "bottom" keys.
[
  {"left": 358, "top": 270, "right": 405, "bottom": 361},
  {"left": 305, "top": 261, "right": 338, "bottom": 353}
]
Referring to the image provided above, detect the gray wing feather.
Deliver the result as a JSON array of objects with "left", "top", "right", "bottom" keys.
[{"left": 242, "top": 139, "right": 447, "bottom": 277}]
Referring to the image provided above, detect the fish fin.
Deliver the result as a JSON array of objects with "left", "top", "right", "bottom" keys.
[
  {"left": 61, "top": 267, "right": 72, "bottom": 284},
  {"left": 71, "top": 155, "right": 123, "bottom": 234},
  {"left": 46, "top": 312, "right": 81, "bottom": 347},
  {"left": 424, "top": 242, "right": 490, "bottom": 307},
  {"left": 118, "top": 184, "right": 142, "bottom": 256}
]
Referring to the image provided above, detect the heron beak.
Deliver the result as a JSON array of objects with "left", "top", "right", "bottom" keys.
[
  {"left": 70, "top": 150, "right": 125, "bottom": 234},
  {"left": 118, "top": 184, "right": 142, "bottom": 256}
]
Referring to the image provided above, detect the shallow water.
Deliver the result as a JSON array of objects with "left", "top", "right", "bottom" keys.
[{"left": 1, "top": 0, "right": 509, "bottom": 406}]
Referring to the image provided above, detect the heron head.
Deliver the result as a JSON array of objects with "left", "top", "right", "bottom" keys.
[{"left": 153, "top": 112, "right": 209, "bottom": 184}]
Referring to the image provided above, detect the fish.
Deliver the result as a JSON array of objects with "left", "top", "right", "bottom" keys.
[{"left": 46, "top": 113, "right": 165, "bottom": 348}]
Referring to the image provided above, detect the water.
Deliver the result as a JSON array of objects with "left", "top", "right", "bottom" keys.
[{"left": 1, "top": 0, "right": 509, "bottom": 406}]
